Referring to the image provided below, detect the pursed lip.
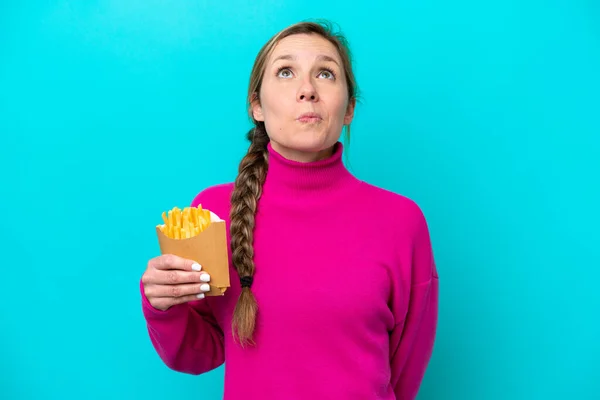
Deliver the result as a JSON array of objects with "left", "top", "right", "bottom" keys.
[{"left": 297, "top": 112, "right": 323, "bottom": 122}]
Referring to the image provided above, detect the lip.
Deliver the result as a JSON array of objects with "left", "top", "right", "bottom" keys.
[{"left": 297, "top": 112, "right": 323, "bottom": 122}]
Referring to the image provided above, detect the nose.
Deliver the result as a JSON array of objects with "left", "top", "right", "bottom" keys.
[{"left": 297, "top": 80, "right": 319, "bottom": 102}]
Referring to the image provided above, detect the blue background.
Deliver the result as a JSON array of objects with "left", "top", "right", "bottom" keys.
[{"left": 1, "top": 1, "right": 599, "bottom": 399}]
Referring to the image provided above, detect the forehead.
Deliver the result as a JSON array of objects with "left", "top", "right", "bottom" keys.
[{"left": 268, "top": 33, "right": 341, "bottom": 63}]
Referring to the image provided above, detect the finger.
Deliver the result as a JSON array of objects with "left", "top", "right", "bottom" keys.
[
  {"left": 143, "top": 268, "right": 210, "bottom": 286},
  {"left": 150, "top": 293, "right": 205, "bottom": 310},
  {"left": 145, "top": 282, "right": 211, "bottom": 298},
  {"left": 151, "top": 254, "right": 202, "bottom": 272},
  {"left": 154, "top": 269, "right": 210, "bottom": 285}
]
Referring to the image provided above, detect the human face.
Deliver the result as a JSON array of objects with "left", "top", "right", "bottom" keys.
[{"left": 251, "top": 34, "right": 355, "bottom": 163}]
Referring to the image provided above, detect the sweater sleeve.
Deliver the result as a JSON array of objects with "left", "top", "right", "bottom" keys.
[
  {"left": 390, "top": 208, "right": 439, "bottom": 399},
  {"left": 140, "top": 187, "right": 228, "bottom": 375},
  {"left": 140, "top": 282, "right": 225, "bottom": 374}
]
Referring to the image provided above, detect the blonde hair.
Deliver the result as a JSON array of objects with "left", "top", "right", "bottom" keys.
[{"left": 229, "top": 19, "right": 359, "bottom": 347}]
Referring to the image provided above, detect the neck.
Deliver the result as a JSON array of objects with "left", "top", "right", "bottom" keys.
[
  {"left": 269, "top": 141, "right": 336, "bottom": 163},
  {"left": 260, "top": 141, "right": 361, "bottom": 208}
]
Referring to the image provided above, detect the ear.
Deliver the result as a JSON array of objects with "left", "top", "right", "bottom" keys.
[
  {"left": 343, "top": 97, "right": 356, "bottom": 125},
  {"left": 251, "top": 93, "right": 264, "bottom": 122}
]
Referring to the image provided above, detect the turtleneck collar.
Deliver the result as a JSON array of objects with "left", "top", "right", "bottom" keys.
[{"left": 260, "top": 141, "right": 361, "bottom": 207}]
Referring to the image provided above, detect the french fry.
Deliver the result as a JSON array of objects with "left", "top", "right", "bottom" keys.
[
  {"left": 157, "top": 205, "right": 214, "bottom": 239},
  {"left": 155, "top": 203, "right": 230, "bottom": 296}
]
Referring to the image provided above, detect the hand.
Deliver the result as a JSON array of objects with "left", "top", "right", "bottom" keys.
[{"left": 142, "top": 254, "right": 211, "bottom": 311}]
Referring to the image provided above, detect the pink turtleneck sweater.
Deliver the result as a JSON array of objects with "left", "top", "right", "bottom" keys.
[{"left": 140, "top": 142, "right": 438, "bottom": 399}]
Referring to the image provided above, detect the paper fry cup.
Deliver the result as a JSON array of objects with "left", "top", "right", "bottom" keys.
[{"left": 156, "top": 211, "right": 230, "bottom": 296}]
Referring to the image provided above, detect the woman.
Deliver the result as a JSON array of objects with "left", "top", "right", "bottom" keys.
[{"left": 141, "top": 20, "right": 439, "bottom": 400}]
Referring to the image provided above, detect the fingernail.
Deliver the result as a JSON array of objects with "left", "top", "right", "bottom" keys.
[
  {"left": 200, "top": 273, "right": 211, "bottom": 282},
  {"left": 196, "top": 293, "right": 205, "bottom": 299},
  {"left": 192, "top": 263, "right": 202, "bottom": 271},
  {"left": 200, "top": 283, "right": 210, "bottom": 292}
]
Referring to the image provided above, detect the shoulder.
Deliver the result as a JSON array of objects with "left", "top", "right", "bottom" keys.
[
  {"left": 190, "top": 182, "right": 235, "bottom": 220},
  {"left": 358, "top": 181, "right": 437, "bottom": 281},
  {"left": 357, "top": 181, "right": 429, "bottom": 236}
]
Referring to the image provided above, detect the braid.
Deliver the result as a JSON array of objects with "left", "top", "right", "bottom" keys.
[{"left": 229, "top": 122, "right": 269, "bottom": 347}]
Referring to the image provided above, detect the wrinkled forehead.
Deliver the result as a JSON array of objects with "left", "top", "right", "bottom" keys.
[{"left": 267, "top": 33, "right": 342, "bottom": 66}]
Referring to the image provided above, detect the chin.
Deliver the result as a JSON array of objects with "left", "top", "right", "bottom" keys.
[{"left": 286, "top": 134, "right": 339, "bottom": 153}]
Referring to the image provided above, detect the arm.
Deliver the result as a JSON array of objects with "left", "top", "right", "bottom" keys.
[
  {"left": 390, "top": 209, "right": 439, "bottom": 399},
  {"left": 140, "top": 281, "right": 225, "bottom": 375},
  {"left": 140, "top": 186, "right": 229, "bottom": 374}
]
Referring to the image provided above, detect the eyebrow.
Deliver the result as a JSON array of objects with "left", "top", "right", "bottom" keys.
[{"left": 271, "top": 54, "right": 340, "bottom": 67}]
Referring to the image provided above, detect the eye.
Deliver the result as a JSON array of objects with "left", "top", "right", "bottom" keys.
[
  {"left": 276, "top": 66, "right": 293, "bottom": 78},
  {"left": 318, "top": 68, "right": 336, "bottom": 80}
]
